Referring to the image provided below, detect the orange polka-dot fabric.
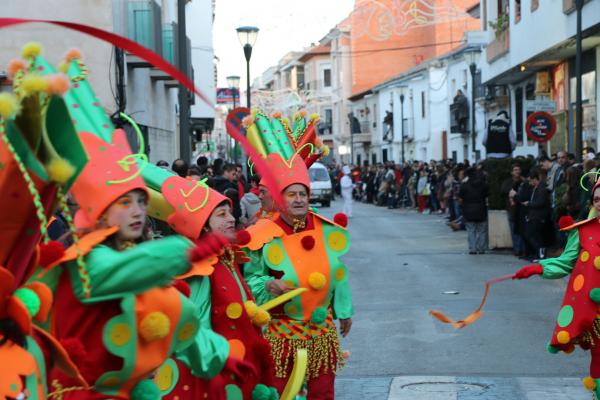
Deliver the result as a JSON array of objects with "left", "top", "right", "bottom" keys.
[{"left": 550, "top": 221, "right": 600, "bottom": 350}]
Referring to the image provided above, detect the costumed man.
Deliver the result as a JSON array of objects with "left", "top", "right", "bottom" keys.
[
  {"left": 0, "top": 43, "right": 89, "bottom": 399},
  {"left": 340, "top": 166, "right": 354, "bottom": 218},
  {"left": 239, "top": 110, "right": 353, "bottom": 399},
  {"left": 28, "top": 47, "right": 224, "bottom": 399},
  {"left": 140, "top": 166, "right": 281, "bottom": 400},
  {"left": 514, "top": 176, "right": 600, "bottom": 398},
  {"left": 483, "top": 111, "right": 516, "bottom": 159}
]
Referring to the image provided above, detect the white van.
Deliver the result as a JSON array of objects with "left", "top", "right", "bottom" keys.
[{"left": 309, "top": 162, "right": 332, "bottom": 207}]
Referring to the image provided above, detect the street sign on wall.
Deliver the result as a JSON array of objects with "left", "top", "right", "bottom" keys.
[{"left": 525, "top": 111, "right": 557, "bottom": 143}]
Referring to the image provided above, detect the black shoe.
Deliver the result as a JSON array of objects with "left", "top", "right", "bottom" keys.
[
  {"left": 468, "top": 251, "right": 476, "bottom": 255},
  {"left": 477, "top": 251, "right": 485, "bottom": 254}
]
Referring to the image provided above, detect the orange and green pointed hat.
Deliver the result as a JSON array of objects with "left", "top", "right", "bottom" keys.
[
  {"left": 71, "top": 130, "right": 148, "bottom": 229},
  {"left": 243, "top": 109, "right": 329, "bottom": 194}
]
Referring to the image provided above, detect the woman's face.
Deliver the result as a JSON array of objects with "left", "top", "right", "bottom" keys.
[
  {"left": 100, "top": 190, "right": 148, "bottom": 242},
  {"left": 207, "top": 203, "right": 236, "bottom": 241},
  {"left": 593, "top": 187, "right": 600, "bottom": 216}
]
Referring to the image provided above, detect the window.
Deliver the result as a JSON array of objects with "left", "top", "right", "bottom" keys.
[
  {"left": 325, "top": 109, "right": 333, "bottom": 125},
  {"left": 531, "top": 0, "right": 539, "bottom": 11},
  {"left": 297, "top": 65, "right": 305, "bottom": 89},
  {"left": 421, "top": 91, "right": 426, "bottom": 119},
  {"left": 323, "top": 68, "right": 331, "bottom": 88},
  {"left": 515, "top": 0, "right": 521, "bottom": 22}
]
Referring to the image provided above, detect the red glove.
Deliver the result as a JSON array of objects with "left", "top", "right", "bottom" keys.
[
  {"left": 188, "top": 233, "right": 229, "bottom": 263},
  {"left": 513, "top": 264, "right": 543, "bottom": 280},
  {"left": 225, "top": 357, "right": 258, "bottom": 380}
]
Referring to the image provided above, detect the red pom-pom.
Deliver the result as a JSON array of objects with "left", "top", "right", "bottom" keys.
[
  {"left": 38, "top": 241, "right": 65, "bottom": 268},
  {"left": 559, "top": 215, "right": 575, "bottom": 230},
  {"left": 236, "top": 230, "right": 251, "bottom": 246},
  {"left": 301, "top": 235, "right": 315, "bottom": 250},
  {"left": 172, "top": 280, "right": 191, "bottom": 298},
  {"left": 333, "top": 213, "right": 348, "bottom": 228}
]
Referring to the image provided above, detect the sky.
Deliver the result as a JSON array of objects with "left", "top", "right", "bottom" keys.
[{"left": 213, "top": 0, "right": 355, "bottom": 90}]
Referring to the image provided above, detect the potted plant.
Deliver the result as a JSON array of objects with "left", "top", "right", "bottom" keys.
[{"left": 488, "top": 13, "right": 509, "bottom": 37}]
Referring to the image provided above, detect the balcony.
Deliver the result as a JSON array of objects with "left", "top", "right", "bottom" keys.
[
  {"left": 150, "top": 23, "right": 178, "bottom": 80},
  {"left": 563, "top": 0, "right": 591, "bottom": 14},
  {"left": 486, "top": 30, "right": 510, "bottom": 63},
  {"left": 126, "top": 0, "right": 162, "bottom": 68},
  {"left": 352, "top": 133, "right": 371, "bottom": 144}
]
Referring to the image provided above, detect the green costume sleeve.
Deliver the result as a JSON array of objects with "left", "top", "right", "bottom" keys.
[
  {"left": 243, "top": 249, "right": 275, "bottom": 306},
  {"left": 332, "top": 263, "right": 354, "bottom": 320},
  {"left": 540, "top": 230, "right": 580, "bottom": 279},
  {"left": 69, "top": 235, "right": 192, "bottom": 303},
  {"left": 175, "top": 277, "right": 229, "bottom": 379}
]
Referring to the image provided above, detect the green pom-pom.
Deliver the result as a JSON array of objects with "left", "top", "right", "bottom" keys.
[
  {"left": 547, "top": 342, "right": 560, "bottom": 354},
  {"left": 310, "top": 307, "right": 327, "bottom": 325},
  {"left": 590, "top": 288, "right": 600, "bottom": 304},
  {"left": 14, "top": 288, "right": 40, "bottom": 317},
  {"left": 131, "top": 379, "right": 160, "bottom": 400},
  {"left": 311, "top": 207, "right": 319, "bottom": 214},
  {"left": 252, "top": 384, "right": 271, "bottom": 400},
  {"left": 269, "top": 387, "right": 279, "bottom": 400}
]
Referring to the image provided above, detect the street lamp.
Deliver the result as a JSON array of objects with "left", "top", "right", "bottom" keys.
[
  {"left": 575, "top": 0, "right": 584, "bottom": 162},
  {"left": 226, "top": 75, "right": 240, "bottom": 109},
  {"left": 236, "top": 26, "right": 259, "bottom": 109},
  {"left": 465, "top": 49, "right": 481, "bottom": 160}
]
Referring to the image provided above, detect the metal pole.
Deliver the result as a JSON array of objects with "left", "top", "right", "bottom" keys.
[
  {"left": 470, "top": 63, "right": 477, "bottom": 160},
  {"left": 177, "top": 0, "right": 191, "bottom": 163},
  {"left": 232, "top": 88, "right": 237, "bottom": 109},
  {"left": 244, "top": 45, "right": 253, "bottom": 108},
  {"left": 400, "top": 93, "right": 405, "bottom": 163},
  {"left": 575, "top": 0, "right": 584, "bottom": 162}
]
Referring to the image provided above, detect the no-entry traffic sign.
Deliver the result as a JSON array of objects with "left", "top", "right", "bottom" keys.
[{"left": 525, "top": 111, "right": 557, "bottom": 143}]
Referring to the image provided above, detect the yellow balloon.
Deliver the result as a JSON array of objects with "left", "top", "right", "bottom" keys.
[
  {"left": 280, "top": 349, "right": 308, "bottom": 400},
  {"left": 259, "top": 288, "right": 307, "bottom": 312},
  {"left": 147, "top": 188, "right": 174, "bottom": 221}
]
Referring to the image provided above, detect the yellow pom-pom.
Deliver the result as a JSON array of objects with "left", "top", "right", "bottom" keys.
[
  {"left": 282, "top": 117, "right": 290, "bottom": 126},
  {"left": 583, "top": 376, "right": 597, "bottom": 391},
  {"left": 308, "top": 272, "right": 327, "bottom": 290},
  {"left": 321, "top": 145, "right": 330, "bottom": 156},
  {"left": 46, "top": 74, "right": 71, "bottom": 96},
  {"left": 139, "top": 311, "right": 171, "bottom": 342},
  {"left": 252, "top": 308, "right": 271, "bottom": 327},
  {"left": 21, "top": 74, "right": 49, "bottom": 95},
  {"left": 7, "top": 59, "right": 26, "bottom": 78},
  {"left": 21, "top": 42, "right": 42, "bottom": 59},
  {"left": 309, "top": 113, "right": 320, "bottom": 121},
  {"left": 0, "top": 93, "right": 21, "bottom": 119},
  {"left": 58, "top": 62, "right": 69, "bottom": 73},
  {"left": 245, "top": 301, "right": 258, "bottom": 318},
  {"left": 47, "top": 158, "right": 75, "bottom": 184}
]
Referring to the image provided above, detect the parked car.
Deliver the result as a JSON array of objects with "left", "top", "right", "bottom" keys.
[{"left": 309, "top": 162, "right": 332, "bottom": 207}]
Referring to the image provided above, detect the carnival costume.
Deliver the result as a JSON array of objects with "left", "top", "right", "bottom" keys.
[
  {"left": 240, "top": 110, "right": 353, "bottom": 398},
  {"left": 0, "top": 43, "right": 88, "bottom": 400},
  {"left": 24, "top": 48, "right": 221, "bottom": 399},
  {"left": 139, "top": 166, "right": 279, "bottom": 399},
  {"left": 514, "top": 177, "right": 600, "bottom": 398}
]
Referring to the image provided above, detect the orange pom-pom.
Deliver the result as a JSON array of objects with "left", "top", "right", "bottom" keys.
[
  {"left": 64, "top": 48, "right": 82, "bottom": 63},
  {"left": 272, "top": 111, "right": 282, "bottom": 118},
  {"left": 38, "top": 240, "right": 65, "bottom": 268},
  {"left": 333, "top": 213, "right": 348, "bottom": 228},
  {"left": 7, "top": 59, "right": 26, "bottom": 78},
  {"left": 242, "top": 114, "right": 255, "bottom": 128},
  {"left": 46, "top": 74, "right": 70, "bottom": 95},
  {"left": 298, "top": 109, "right": 307, "bottom": 117},
  {"left": 236, "top": 230, "right": 251, "bottom": 246}
]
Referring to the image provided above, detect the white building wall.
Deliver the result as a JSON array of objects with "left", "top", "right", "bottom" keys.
[
  {"left": 427, "top": 65, "right": 448, "bottom": 161},
  {"left": 188, "top": 0, "right": 216, "bottom": 119}
]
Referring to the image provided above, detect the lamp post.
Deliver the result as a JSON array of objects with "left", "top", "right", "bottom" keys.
[
  {"left": 226, "top": 75, "right": 240, "bottom": 109},
  {"left": 236, "top": 26, "right": 259, "bottom": 109},
  {"left": 575, "top": 0, "right": 584, "bottom": 162},
  {"left": 400, "top": 91, "right": 405, "bottom": 163},
  {"left": 177, "top": 0, "right": 191, "bottom": 162},
  {"left": 465, "top": 49, "right": 481, "bottom": 160}
]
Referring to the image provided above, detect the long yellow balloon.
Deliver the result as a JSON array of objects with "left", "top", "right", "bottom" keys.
[
  {"left": 259, "top": 288, "right": 307, "bottom": 312},
  {"left": 280, "top": 349, "right": 308, "bottom": 400},
  {"left": 147, "top": 187, "right": 174, "bottom": 221}
]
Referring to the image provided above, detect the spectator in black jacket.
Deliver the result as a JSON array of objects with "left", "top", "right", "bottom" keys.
[
  {"left": 459, "top": 168, "right": 489, "bottom": 254},
  {"left": 522, "top": 168, "right": 551, "bottom": 260}
]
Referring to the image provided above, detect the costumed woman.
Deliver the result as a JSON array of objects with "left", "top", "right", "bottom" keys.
[
  {"left": 0, "top": 43, "right": 88, "bottom": 399},
  {"left": 28, "top": 49, "right": 224, "bottom": 399},
  {"left": 240, "top": 110, "right": 354, "bottom": 399},
  {"left": 514, "top": 177, "right": 600, "bottom": 398},
  {"left": 141, "top": 168, "right": 279, "bottom": 400}
]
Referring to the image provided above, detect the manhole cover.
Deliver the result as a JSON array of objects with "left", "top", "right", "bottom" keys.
[{"left": 401, "top": 381, "right": 488, "bottom": 393}]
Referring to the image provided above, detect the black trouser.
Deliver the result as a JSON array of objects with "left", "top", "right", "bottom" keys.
[{"left": 525, "top": 218, "right": 545, "bottom": 258}]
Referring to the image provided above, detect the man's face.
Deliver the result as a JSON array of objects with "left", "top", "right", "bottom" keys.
[
  {"left": 511, "top": 166, "right": 521, "bottom": 179},
  {"left": 594, "top": 187, "right": 600, "bottom": 216},
  {"left": 557, "top": 152, "right": 568, "bottom": 167},
  {"left": 258, "top": 185, "right": 276, "bottom": 212},
  {"left": 282, "top": 184, "right": 309, "bottom": 220},
  {"left": 224, "top": 169, "right": 236, "bottom": 182},
  {"left": 529, "top": 176, "right": 540, "bottom": 187},
  {"left": 236, "top": 167, "right": 242, "bottom": 177}
]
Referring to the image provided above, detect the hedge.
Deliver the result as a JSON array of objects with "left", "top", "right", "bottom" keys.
[{"left": 482, "top": 157, "right": 536, "bottom": 210}]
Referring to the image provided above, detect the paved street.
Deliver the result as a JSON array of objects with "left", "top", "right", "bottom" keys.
[{"left": 317, "top": 199, "right": 591, "bottom": 399}]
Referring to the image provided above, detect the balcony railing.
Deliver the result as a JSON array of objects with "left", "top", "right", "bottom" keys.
[
  {"left": 486, "top": 30, "right": 510, "bottom": 63},
  {"left": 563, "top": 0, "right": 590, "bottom": 14},
  {"left": 127, "top": 0, "right": 162, "bottom": 54}
]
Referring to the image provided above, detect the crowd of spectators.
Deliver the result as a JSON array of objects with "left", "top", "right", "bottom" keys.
[{"left": 327, "top": 147, "right": 599, "bottom": 261}]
